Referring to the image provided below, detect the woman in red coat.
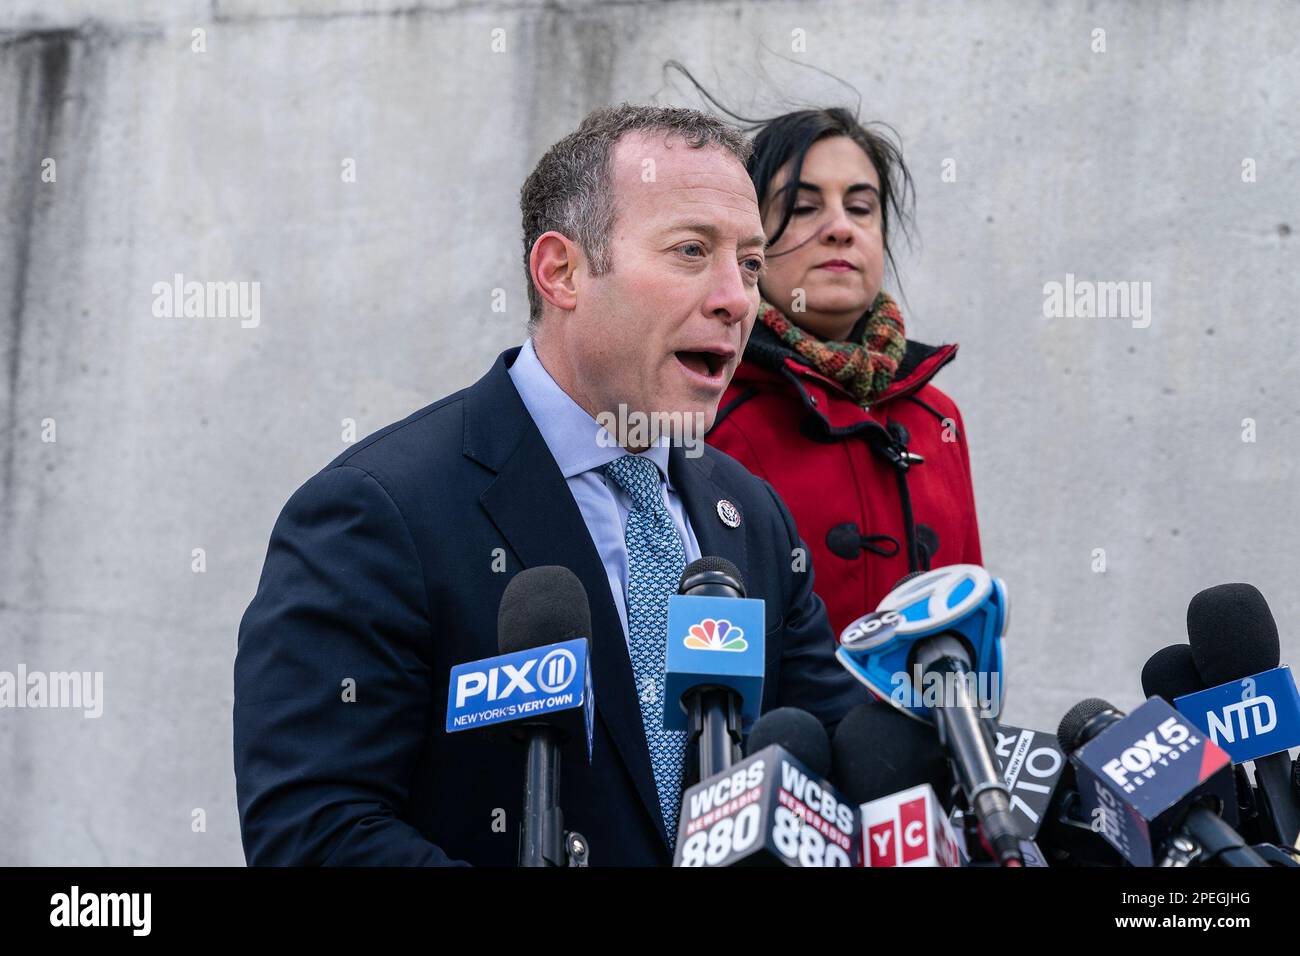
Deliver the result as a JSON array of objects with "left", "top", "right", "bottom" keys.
[{"left": 707, "top": 108, "right": 982, "bottom": 639}]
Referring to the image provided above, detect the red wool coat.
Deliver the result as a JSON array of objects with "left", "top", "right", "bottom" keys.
[{"left": 706, "top": 320, "right": 982, "bottom": 639}]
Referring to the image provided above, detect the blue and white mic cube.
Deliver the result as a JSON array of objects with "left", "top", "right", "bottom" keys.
[
  {"left": 1174, "top": 665, "right": 1300, "bottom": 764},
  {"left": 445, "top": 638, "right": 594, "bottom": 762},
  {"left": 663, "top": 594, "right": 765, "bottom": 732},
  {"left": 836, "top": 564, "right": 1007, "bottom": 722}
]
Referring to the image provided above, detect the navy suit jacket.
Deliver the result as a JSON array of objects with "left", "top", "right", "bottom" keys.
[{"left": 233, "top": 346, "right": 870, "bottom": 865}]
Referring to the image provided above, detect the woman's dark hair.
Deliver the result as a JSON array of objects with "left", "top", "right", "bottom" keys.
[{"left": 663, "top": 61, "right": 916, "bottom": 296}]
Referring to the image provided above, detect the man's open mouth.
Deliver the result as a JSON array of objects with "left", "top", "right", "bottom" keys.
[{"left": 674, "top": 350, "right": 730, "bottom": 380}]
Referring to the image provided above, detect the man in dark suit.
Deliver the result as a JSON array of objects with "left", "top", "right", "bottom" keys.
[{"left": 233, "top": 105, "right": 870, "bottom": 866}]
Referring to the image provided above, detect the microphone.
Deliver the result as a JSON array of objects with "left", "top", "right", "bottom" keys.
[
  {"left": 1000, "top": 734, "right": 1126, "bottom": 867},
  {"left": 1142, "top": 642, "right": 1264, "bottom": 844},
  {"left": 746, "top": 706, "right": 831, "bottom": 776},
  {"left": 446, "top": 566, "right": 595, "bottom": 866},
  {"left": 1187, "top": 584, "right": 1279, "bottom": 686},
  {"left": 984, "top": 720, "right": 1081, "bottom": 867},
  {"left": 673, "top": 707, "right": 859, "bottom": 866},
  {"left": 831, "top": 701, "right": 963, "bottom": 866},
  {"left": 831, "top": 699, "right": 955, "bottom": 805},
  {"left": 1057, "top": 696, "right": 1264, "bottom": 867},
  {"left": 832, "top": 700, "right": 1116, "bottom": 866},
  {"left": 835, "top": 564, "right": 1024, "bottom": 866},
  {"left": 1142, "top": 643, "right": 1208, "bottom": 704},
  {"left": 1181, "top": 583, "right": 1300, "bottom": 848},
  {"left": 664, "top": 557, "right": 766, "bottom": 785}
]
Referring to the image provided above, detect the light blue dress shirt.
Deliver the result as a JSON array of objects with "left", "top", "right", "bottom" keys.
[{"left": 507, "top": 338, "right": 703, "bottom": 644}]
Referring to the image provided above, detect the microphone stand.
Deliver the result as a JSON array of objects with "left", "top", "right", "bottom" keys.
[
  {"left": 1159, "top": 806, "right": 1268, "bottom": 867},
  {"left": 684, "top": 687, "right": 744, "bottom": 787},
  {"left": 518, "top": 725, "right": 590, "bottom": 867}
]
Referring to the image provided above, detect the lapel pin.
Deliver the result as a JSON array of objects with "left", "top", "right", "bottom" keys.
[{"left": 716, "top": 499, "right": 741, "bottom": 529}]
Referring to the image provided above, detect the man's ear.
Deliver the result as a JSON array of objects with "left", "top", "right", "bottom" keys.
[{"left": 529, "top": 231, "right": 580, "bottom": 314}]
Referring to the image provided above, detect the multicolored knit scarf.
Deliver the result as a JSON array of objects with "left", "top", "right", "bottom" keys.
[{"left": 756, "top": 290, "right": 907, "bottom": 406}]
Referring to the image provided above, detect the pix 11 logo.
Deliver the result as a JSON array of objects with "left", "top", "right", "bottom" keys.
[{"left": 684, "top": 618, "right": 748, "bottom": 653}]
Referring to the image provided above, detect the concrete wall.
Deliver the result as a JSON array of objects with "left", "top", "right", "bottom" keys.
[{"left": 1, "top": 0, "right": 1296, "bottom": 864}]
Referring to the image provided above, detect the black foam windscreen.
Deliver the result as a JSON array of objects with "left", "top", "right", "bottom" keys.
[
  {"left": 678, "top": 556, "right": 746, "bottom": 597},
  {"left": 1186, "top": 583, "right": 1281, "bottom": 687},
  {"left": 745, "top": 707, "right": 831, "bottom": 778},
  {"left": 830, "top": 700, "right": 953, "bottom": 807},
  {"left": 1056, "top": 697, "right": 1118, "bottom": 754},
  {"left": 497, "top": 566, "right": 592, "bottom": 655},
  {"left": 1141, "top": 644, "right": 1207, "bottom": 703}
]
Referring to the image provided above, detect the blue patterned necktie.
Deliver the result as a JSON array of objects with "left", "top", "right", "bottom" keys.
[{"left": 603, "top": 453, "right": 688, "bottom": 844}]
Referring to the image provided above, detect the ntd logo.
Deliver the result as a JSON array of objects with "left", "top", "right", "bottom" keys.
[
  {"left": 1207, "top": 696, "right": 1276, "bottom": 744},
  {"left": 1100, "top": 716, "right": 1196, "bottom": 791},
  {"left": 1174, "top": 667, "right": 1300, "bottom": 764},
  {"left": 455, "top": 647, "right": 576, "bottom": 707}
]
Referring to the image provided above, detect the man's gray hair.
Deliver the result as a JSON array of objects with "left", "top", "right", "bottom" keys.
[{"left": 519, "top": 103, "right": 753, "bottom": 331}]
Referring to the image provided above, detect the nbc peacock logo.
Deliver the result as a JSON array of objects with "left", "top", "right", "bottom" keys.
[{"left": 683, "top": 618, "right": 748, "bottom": 652}]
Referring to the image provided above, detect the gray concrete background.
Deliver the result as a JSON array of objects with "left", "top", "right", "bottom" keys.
[{"left": 1, "top": 0, "right": 1296, "bottom": 865}]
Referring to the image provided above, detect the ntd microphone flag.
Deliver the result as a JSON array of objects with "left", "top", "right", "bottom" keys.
[
  {"left": 663, "top": 593, "right": 765, "bottom": 731},
  {"left": 446, "top": 638, "right": 593, "bottom": 758},
  {"left": 859, "top": 784, "right": 962, "bottom": 868},
  {"left": 1174, "top": 666, "right": 1300, "bottom": 764}
]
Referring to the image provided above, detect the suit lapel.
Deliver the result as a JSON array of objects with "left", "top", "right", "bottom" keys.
[{"left": 465, "top": 351, "right": 668, "bottom": 847}]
